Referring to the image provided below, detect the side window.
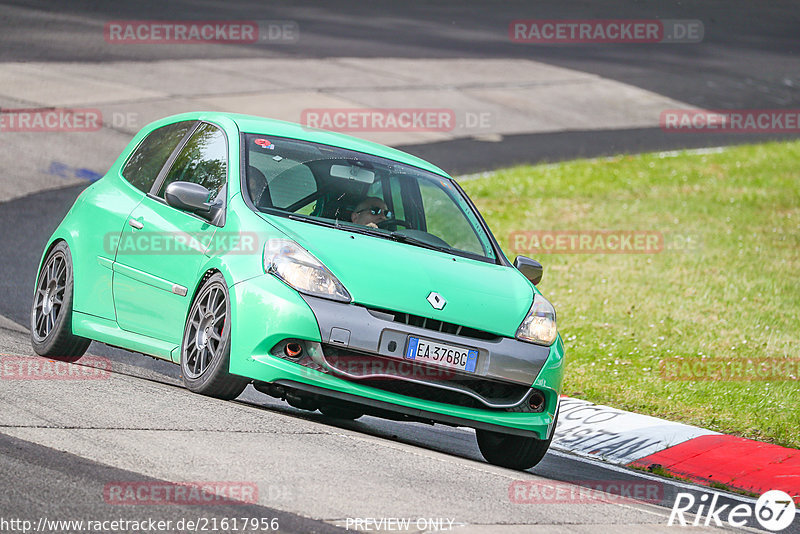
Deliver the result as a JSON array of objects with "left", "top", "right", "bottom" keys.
[
  {"left": 158, "top": 123, "right": 227, "bottom": 201},
  {"left": 121, "top": 121, "right": 194, "bottom": 193},
  {"left": 418, "top": 180, "right": 486, "bottom": 256}
]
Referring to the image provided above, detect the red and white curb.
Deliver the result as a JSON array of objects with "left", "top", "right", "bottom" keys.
[{"left": 553, "top": 397, "right": 800, "bottom": 503}]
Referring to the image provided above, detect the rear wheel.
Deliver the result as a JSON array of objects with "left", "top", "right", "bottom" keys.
[
  {"left": 180, "top": 273, "right": 247, "bottom": 400},
  {"left": 476, "top": 411, "right": 558, "bottom": 470},
  {"left": 30, "top": 242, "right": 90, "bottom": 361}
]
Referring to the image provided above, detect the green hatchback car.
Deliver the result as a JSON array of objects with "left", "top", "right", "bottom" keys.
[{"left": 31, "top": 112, "right": 565, "bottom": 469}]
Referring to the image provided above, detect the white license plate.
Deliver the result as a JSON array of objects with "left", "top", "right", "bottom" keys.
[{"left": 404, "top": 336, "right": 478, "bottom": 373}]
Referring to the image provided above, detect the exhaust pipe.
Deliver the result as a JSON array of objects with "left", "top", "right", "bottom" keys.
[
  {"left": 284, "top": 342, "right": 303, "bottom": 358},
  {"left": 528, "top": 390, "right": 546, "bottom": 412},
  {"left": 254, "top": 382, "right": 285, "bottom": 399},
  {"left": 285, "top": 391, "right": 319, "bottom": 411},
  {"left": 253, "top": 382, "right": 319, "bottom": 412}
]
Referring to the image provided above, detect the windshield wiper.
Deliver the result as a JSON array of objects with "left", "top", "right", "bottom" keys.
[
  {"left": 388, "top": 232, "right": 453, "bottom": 254},
  {"left": 286, "top": 215, "right": 452, "bottom": 254},
  {"left": 287, "top": 214, "right": 393, "bottom": 239},
  {"left": 288, "top": 214, "right": 338, "bottom": 228}
]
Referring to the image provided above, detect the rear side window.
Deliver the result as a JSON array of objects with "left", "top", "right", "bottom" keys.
[
  {"left": 158, "top": 123, "right": 228, "bottom": 201},
  {"left": 121, "top": 121, "right": 194, "bottom": 193}
]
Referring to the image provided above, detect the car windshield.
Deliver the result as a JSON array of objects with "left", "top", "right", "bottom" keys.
[{"left": 242, "top": 134, "right": 497, "bottom": 261}]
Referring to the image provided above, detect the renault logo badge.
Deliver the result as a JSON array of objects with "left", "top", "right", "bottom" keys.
[{"left": 427, "top": 292, "right": 446, "bottom": 310}]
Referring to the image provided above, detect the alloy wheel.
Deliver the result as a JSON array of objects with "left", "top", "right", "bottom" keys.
[
  {"left": 183, "top": 282, "right": 227, "bottom": 379},
  {"left": 32, "top": 251, "right": 67, "bottom": 341}
]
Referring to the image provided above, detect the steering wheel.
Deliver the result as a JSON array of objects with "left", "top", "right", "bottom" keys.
[{"left": 377, "top": 218, "right": 412, "bottom": 229}]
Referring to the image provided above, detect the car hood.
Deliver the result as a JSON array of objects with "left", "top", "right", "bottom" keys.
[{"left": 262, "top": 215, "right": 534, "bottom": 338}]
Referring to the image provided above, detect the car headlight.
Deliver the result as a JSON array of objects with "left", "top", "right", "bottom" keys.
[
  {"left": 516, "top": 293, "right": 558, "bottom": 346},
  {"left": 263, "top": 239, "right": 351, "bottom": 302}
]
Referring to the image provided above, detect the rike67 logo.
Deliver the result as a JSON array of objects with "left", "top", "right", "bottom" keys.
[{"left": 669, "top": 490, "right": 795, "bottom": 531}]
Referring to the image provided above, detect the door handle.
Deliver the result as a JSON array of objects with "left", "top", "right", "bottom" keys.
[{"left": 128, "top": 219, "right": 144, "bottom": 230}]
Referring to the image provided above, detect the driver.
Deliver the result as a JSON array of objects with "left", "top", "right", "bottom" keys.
[{"left": 350, "top": 197, "right": 390, "bottom": 228}]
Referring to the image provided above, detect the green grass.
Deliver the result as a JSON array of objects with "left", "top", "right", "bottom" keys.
[{"left": 461, "top": 142, "right": 800, "bottom": 449}]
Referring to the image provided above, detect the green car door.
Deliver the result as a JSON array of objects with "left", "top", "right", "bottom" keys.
[
  {"left": 112, "top": 122, "right": 229, "bottom": 344},
  {"left": 66, "top": 120, "right": 195, "bottom": 321}
]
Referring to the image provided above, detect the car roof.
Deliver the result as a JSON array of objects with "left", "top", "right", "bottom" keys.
[{"left": 155, "top": 111, "right": 451, "bottom": 179}]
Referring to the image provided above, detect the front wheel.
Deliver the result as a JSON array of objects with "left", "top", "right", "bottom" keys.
[
  {"left": 476, "top": 411, "right": 558, "bottom": 470},
  {"left": 180, "top": 273, "right": 248, "bottom": 400},
  {"left": 30, "top": 241, "right": 90, "bottom": 361}
]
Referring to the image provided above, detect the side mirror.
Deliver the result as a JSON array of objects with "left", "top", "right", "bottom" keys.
[
  {"left": 514, "top": 256, "right": 543, "bottom": 285},
  {"left": 164, "top": 181, "right": 213, "bottom": 214}
]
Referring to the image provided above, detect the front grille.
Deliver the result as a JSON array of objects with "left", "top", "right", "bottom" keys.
[
  {"left": 321, "top": 344, "right": 532, "bottom": 410},
  {"left": 368, "top": 379, "right": 483, "bottom": 408},
  {"left": 268, "top": 340, "right": 540, "bottom": 412},
  {"left": 364, "top": 377, "right": 543, "bottom": 413},
  {"left": 363, "top": 379, "right": 533, "bottom": 410},
  {"left": 365, "top": 307, "right": 499, "bottom": 341}
]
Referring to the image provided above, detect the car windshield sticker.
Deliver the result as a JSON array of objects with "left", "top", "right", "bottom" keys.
[{"left": 254, "top": 138, "right": 274, "bottom": 149}]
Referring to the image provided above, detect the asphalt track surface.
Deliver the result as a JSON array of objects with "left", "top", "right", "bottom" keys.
[
  {"left": 1, "top": 1, "right": 799, "bottom": 532},
  {"left": 1, "top": 0, "right": 799, "bottom": 174},
  {"left": 2, "top": 0, "right": 798, "bottom": 109},
  {"left": 0, "top": 324, "right": 775, "bottom": 533}
]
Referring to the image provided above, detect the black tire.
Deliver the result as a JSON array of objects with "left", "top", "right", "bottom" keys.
[
  {"left": 30, "top": 241, "right": 90, "bottom": 361},
  {"left": 476, "top": 410, "right": 558, "bottom": 470},
  {"left": 319, "top": 403, "right": 364, "bottom": 420},
  {"left": 180, "top": 273, "right": 248, "bottom": 400}
]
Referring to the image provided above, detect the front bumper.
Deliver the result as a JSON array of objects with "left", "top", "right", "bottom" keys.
[
  {"left": 302, "top": 295, "right": 551, "bottom": 386},
  {"left": 228, "top": 275, "right": 565, "bottom": 439}
]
